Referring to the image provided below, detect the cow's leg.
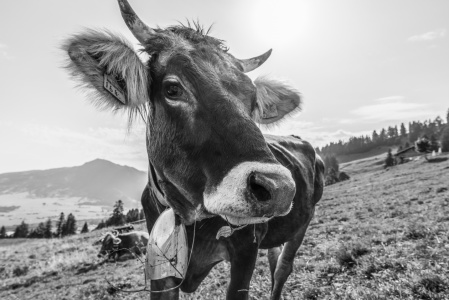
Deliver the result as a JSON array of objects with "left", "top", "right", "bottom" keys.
[
  {"left": 269, "top": 220, "right": 311, "bottom": 300},
  {"left": 150, "top": 278, "right": 181, "bottom": 300},
  {"left": 226, "top": 224, "right": 267, "bottom": 300},
  {"left": 267, "top": 246, "right": 282, "bottom": 290},
  {"left": 227, "top": 241, "right": 259, "bottom": 300}
]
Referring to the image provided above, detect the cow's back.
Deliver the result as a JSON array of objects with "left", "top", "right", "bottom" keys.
[{"left": 260, "top": 135, "right": 324, "bottom": 249}]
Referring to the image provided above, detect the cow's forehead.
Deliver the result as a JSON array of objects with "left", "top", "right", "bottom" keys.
[{"left": 145, "top": 27, "right": 243, "bottom": 77}]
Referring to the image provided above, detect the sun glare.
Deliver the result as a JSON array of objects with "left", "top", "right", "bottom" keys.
[{"left": 250, "top": 0, "right": 311, "bottom": 47}]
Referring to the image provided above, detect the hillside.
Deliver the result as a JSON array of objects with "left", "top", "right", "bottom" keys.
[
  {"left": 336, "top": 145, "right": 398, "bottom": 164},
  {"left": 0, "top": 159, "right": 147, "bottom": 227},
  {"left": 1, "top": 154, "right": 448, "bottom": 299}
]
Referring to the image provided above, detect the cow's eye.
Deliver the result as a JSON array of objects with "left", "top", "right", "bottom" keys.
[{"left": 164, "top": 82, "right": 183, "bottom": 100}]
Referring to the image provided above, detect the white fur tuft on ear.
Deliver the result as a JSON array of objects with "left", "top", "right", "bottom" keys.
[
  {"left": 253, "top": 76, "right": 302, "bottom": 125},
  {"left": 62, "top": 29, "right": 150, "bottom": 113}
]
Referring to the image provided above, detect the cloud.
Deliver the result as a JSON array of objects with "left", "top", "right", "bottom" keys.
[
  {"left": 408, "top": 29, "right": 446, "bottom": 42},
  {"left": 349, "top": 96, "right": 437, "bottom": 123},
  {"left": 261, "top": 117, "right": 370, "bottom": 147},
  {"left": 0, "top": 43, "right": 14, "bottom": 60}
]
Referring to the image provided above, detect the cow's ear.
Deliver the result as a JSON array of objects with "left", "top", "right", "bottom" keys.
[
  {"left": 63, "top": 29, "right": 149, "bottom": 111},
  {"left": 252, "top": 77, "right": 301, "bottom": 124}
]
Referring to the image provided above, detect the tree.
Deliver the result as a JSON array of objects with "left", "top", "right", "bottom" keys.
[
  {"left": 441, "top": 126, "right": 449, "bottom": 152},
  {"left": 372, "top": 130, "right": 379, "bottom": 142},
  {"left": 81, "top": 222, "right": 89, "bottom": 234},
  {"left": 429, "top": 134, "right": 439, "bottom": 151},
  {"left": 107, "top": 200, "right": 126, "bottom": 226},
  {"left": 64, "top": 213, "right": 77, "bottom": 235},
  {"left": 56, "top": 212, "right": 65, "bottom": 238},
  {"left": 95, "top": 220, "right": 106, "bottom": 230},
  {"left": 400, "top": 123, "right": 407, "bottom": 137},
  {"left": 28, "top": 222, "right": 46, "bottom": 238},
  {"left": 385, "top": 149, "right": 395, "bottom": 167},
  {"left": 323, "top": 154, "right": 339, "bottom": 175},
  {"left": 126, "top": 208, "right": 140, "bottom": 223},
  {"left": 446, "top": 108, "right": 449, "bottom": 124},
  {"left": 139, "top": 209, "right": 145, "bottom": 220},
  {"left": 0, "top": 226, "right": 6, "bottom": 238},
  {"left": 44, "top": 219, "right": 52, "bottom": 238},
  {"left": 13, "top": 221, "right": 29, "bottom": 238}
]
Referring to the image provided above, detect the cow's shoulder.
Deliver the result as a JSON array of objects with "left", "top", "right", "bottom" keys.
[
  {"left": 264, "top": 134, "right": 324, "bottom": 206},
  {"left": 264, "top": 134, "right": 316, "bottom": 169}
]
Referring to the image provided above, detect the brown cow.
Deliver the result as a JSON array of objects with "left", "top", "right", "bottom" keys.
[{"left": 64, "top": 1, "right": 324, "bottom": 299}]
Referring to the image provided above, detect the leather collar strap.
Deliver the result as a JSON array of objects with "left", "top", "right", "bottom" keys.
[{"left": 148, "top": 164, "right": 169, "bottom": 207}]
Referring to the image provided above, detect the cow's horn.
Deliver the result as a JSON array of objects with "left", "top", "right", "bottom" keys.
[
  {"left": 117, "top": 0, "right": 155, "bottom": 44},
  {"left": 238, "top": 49, "right": 272, "bottom": 73},
  {"left": 111, "top": 230, "right": 119, "bottom": 237}
]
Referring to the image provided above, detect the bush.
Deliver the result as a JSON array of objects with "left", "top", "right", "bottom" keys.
[
  {"left": 13, "top": 266, "right": 29, "bottom": 277},
  {"left": 385, "top": 149, "right": 395, "bottom": 167}
]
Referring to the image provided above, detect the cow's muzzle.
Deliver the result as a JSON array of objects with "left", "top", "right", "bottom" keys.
[{"left": 203, "top": 162, "right": 296, "bottom": 225}]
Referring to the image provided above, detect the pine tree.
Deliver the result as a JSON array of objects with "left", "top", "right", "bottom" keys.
[
  {"left": 372, "top": 130, "right": 379, "bottom": 142},
  {"left": 0, "top": 226, "right": 6, "bottom": 238},
  {"left": 28, "top": 222, "right": 46, "bottom": 238},
  {"left": 441, "top": 126, "right": 449, "bottom": 152},
  {"left": 108, "top": 200, "right": 125, "bottom": 226},
  {"left": 56, "top": 212, "right": 65, "bottom": 238},
  {"left": 44, "top": 219, "right": 52, "bottom": 238},
  {"left": 81, "top": 222, "right": 89, "bottom": 233},
  {"left": 13, "top": 221, "right": 29, "bottom": 238},
  {"left": 64, "top": 213, "right": 77, "bottom": 235},
  {"left": 96, "top": 220, "right": 106, "bottom": 230},
  {"left": 126, "top": 208, "right": 140, "bottom": 223},
  {"left": 446, "top": 108, "right": 449, "bottom": 124},
  {"left": 139, "top": 209, "right": 145, "bottom": 220},
  {"left": 400, "top": 123, "right": 407, "bottom": 137}
]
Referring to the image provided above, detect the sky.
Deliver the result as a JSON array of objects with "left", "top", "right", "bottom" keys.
[{"left": 0, "top": 0, "right": 448, "bottom": 173}]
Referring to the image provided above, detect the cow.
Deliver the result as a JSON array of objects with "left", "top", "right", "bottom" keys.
[
  {"left": 63, "top": 1, "right": 324, "bottom": 299},
  {"left": 96, "top": 230, "right": 149, "bottom": 261}
]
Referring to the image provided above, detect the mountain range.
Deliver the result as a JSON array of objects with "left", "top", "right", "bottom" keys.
[{"left": 0, "top": 159, "right": 148, "bottom": 227}]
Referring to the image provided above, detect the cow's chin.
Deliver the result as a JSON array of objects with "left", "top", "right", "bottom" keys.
[{"left": 219, "top": 214, "right": 272, "bottom": 226}]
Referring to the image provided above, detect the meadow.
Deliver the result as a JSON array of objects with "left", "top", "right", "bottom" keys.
[{"left": 1, "top": 154, "right": 448, "bottom": 299}]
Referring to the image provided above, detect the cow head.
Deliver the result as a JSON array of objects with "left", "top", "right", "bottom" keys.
[
  {"left": 64, "top": 0, "right": 301, "bottom": 225},
  {"left": 96, "top": 231, "right": 121, "bottom": 258}
]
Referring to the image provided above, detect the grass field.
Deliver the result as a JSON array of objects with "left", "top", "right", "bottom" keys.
[{"left": 1, "top": 154, "right": 448, "bottom": 299}]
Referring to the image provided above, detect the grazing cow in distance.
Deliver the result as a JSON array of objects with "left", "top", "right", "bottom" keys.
[
  {"left": 64, "top": 0, "right": 324, "bottom": 299},
  {"left": 96, "top": 230, "right": 149, "bottom": 261}
]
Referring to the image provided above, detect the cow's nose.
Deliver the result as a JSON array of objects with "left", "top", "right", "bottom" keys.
[
  {"left": 247, "top": 169, "right": 295, "bottom": 207},
  {"left": 247, "top": 172, "right": 272, "bottom": 202}
]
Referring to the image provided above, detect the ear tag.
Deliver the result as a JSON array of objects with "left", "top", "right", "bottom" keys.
[
  {"left": 262, "top": 104, "right": 278, "bottom": 119},
  {"left": 103, "top": 74, "right": 127, "bottom": 105},
  {"left": 146, "top": 208, "right": 188, "bottom": 280}
]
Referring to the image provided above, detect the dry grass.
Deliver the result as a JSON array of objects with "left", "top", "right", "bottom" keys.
[{"left": 1, "top": 154, "right": 449, "bottom": 299}]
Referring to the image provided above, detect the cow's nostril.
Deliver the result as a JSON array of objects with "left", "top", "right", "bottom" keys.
[{"left": 248, "top": 172, "right": 272, "bottom": 202}]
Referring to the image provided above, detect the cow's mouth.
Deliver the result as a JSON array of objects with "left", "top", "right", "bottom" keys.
[{"left": 220, "top": 214, "right": 273, "bottom": 226}]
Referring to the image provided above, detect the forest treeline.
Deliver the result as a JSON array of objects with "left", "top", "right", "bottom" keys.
[
  {"left": 0, "top": 200, "right": 145, "bottom": 239},
  {"left": 318, "top": 109, "right": 449, "bottom": 156}
]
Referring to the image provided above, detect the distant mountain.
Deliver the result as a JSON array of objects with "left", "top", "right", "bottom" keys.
[{"left": 0, "top": 159, "right": 148, "bottom": 207}]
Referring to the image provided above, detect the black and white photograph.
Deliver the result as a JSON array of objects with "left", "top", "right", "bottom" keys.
[{"left": 1, "top": 0, "right": 448, "bottom": 299}]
